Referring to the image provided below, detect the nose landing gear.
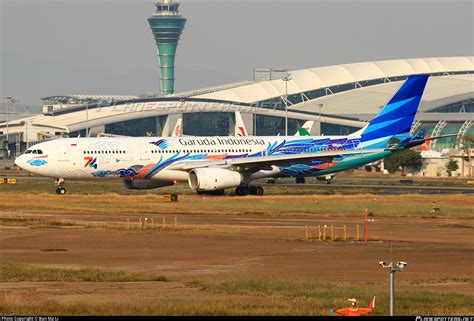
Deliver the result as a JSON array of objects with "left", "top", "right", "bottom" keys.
[{"left": 55, "top": 178, "right": 66, "bottom": 195}]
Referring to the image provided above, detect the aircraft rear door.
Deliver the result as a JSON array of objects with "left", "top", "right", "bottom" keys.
[{"left": 138, "top": 143, "right": 150, "bottom": 161}]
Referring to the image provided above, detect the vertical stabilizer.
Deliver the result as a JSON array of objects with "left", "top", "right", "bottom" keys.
[
  {"left": 171, "top": 118, "right": 182, "bottom": 137},
  {"left": 235, "top": 111, "right": 248, "bottom": 136},
  {"left": 360, "top": 75, "right": 429, "bottom": 144}
]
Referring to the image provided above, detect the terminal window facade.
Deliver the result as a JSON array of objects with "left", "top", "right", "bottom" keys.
[
  {"left": 321, "top": 123, "right": 359, "bottom": 136},
  {"left": 105, "top": 117, "right": 160, "bottom": 137},
  {"left": 183, "top": 112, "right": 231, "bottom": 136},
  {"left": 255, "top": 115, "right": 300, "bottom": 136},
  {"left": 428, "top": 99, "right": 474, "bottom": 113}
]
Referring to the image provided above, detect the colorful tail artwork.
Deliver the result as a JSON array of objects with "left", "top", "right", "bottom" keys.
[
  {"left": 359, "top": 74, "right": 429, "bottom": 149},
  {"left": 295, "top": 121, "right": 314, "bottom": 136},
  {"left": 171, "top": 118, "right": 182, "bottom": 137}
]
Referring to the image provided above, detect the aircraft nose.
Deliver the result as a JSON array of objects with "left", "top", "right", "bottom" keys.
[{"left": 14, "top": 155, "right": 26, "bottom": 169}]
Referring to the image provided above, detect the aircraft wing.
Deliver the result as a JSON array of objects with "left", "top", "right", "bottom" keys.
[{"left": 167, "top": 149, "right": 384, "bottom": 172}]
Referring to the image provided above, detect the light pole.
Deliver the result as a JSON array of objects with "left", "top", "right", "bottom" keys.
[
  {"left": 25, "top": 106, "right": 29, "bottom": 148},
  {"left": 319, "top": 103, "right": 323, "bottom": 135},
  {"left": 282, "top": 75, "right": 291, "bottom": 136},
  {"left": 379, "top": 261, "right": 407, "bottom": 316},
  {"left": 2, "top": 96, "right": 18, "bottom": 144},
  {"left": 86, "top": 103, "right": 89, "bottom": 137}
]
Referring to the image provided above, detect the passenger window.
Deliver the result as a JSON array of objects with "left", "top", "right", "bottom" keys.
[{"left": 32, "top": 150, "right": 37, "bottom": 154}]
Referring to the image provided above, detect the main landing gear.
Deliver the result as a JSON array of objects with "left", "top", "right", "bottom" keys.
[
  {"left": 55, "top": 178, "right": 66, "bottom": 195},
  {"left": 196, "top": 190, "right": 225, "bottom": 196},
  {"left": 235, "top": 185, "right": 264, "bottom": 196},
  {"left": 295, "top": 177, "right": 306, "bottom": 184}
]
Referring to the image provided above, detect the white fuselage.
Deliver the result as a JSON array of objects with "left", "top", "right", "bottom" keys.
[{"left": 15, "top": 135, "right": 356, "bottom": 182}]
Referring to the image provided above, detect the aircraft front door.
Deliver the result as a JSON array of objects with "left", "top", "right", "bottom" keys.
[{"left": 58, "top": 145, "right": 69, "bottom": 162}]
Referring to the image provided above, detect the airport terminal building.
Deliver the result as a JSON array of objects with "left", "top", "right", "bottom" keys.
[{"left": 1, "top": 57, "right": 473, "bottom": 155}]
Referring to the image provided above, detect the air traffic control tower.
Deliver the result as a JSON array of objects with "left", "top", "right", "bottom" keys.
[{"left": 148, "top": 0, "right": 186, "bottom": 95}]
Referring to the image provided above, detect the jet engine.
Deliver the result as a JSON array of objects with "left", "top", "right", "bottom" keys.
[
  {"left": 123, "top": 179, "right": 175, "bottom": 190},
  {"left": 316, "top": 174, "right": 336, "bottom": 184},
  {"left": 188, "top": 168, "right": 243, "bottom": 192}
]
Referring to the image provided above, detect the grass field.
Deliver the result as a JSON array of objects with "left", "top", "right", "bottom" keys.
[
  {"left": 1, "top": 179, "right": 472, "bottom": 316},
  {"left": 0, "top": 261, "right": 167, "bottom": 282},
  {"left": 1, "top": 270, "right": 472, "bottom": 315},
  {"left": 187, "top": 278, "right": 474, "bottom": 316},
  {"left": 0, "top": 190, "right": 472, "bottom": 219}
]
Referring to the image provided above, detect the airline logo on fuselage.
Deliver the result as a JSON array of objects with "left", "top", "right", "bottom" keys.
[
  {"left": 178, "top": 137, "right": 265, "bottom": 146},
  {"left": 84, "top": 157, "right": 98, "bottom": 169},
  {"left": 150, "top": 139, "right": 169, "bottom": 150}
]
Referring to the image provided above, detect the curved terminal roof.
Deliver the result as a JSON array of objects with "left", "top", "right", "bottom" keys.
[
  {"left": 194, "top": 57, "right": 474, "bottom": 104},
  {"left": 1, "top": 57, "right": 472, "bottom": 139}
]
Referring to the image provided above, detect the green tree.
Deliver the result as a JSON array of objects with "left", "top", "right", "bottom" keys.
[
  {"left": 384, "top": 149, "right": 422, "bottom": 175},
  {"left": 445, "top": 159, "right": 459, "bottom": 176},
  {"left": 459, "top": 135, "right": 474, "bottom": 153}
]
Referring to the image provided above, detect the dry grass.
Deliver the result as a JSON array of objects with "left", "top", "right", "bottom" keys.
[
  {"left": 1, "top": 277, "right": 471, "bottom": 315},
  {"left": 187, "top": 277, "right": 474, "bottom": 316},
  {"left": 0, "top": 261, "right": 167, "bottom": 282},
  {"left": 0, "top": 193, "right": 472, "bottom": 219}
]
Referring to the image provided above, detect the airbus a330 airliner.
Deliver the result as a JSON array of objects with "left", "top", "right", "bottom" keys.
[{"left": 15, "top": 75, "right": 448, "bottom": 195}]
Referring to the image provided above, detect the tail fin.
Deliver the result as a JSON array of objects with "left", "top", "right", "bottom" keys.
[
  {"left": 368, "top": 296, "right": 376, "bottom": 310},
  {"left": 295, "top": 121, "right": 314, "bottom": 136},
  {"left": 235, "top": 111, "right": 248, "bottom": 136},
  {"left": 421, "top": 134, "right": 431, "bottom": 151},
  {"left": 360, "top": 75, "right": 429, "bottom": 143},
  {"left": 171, "top": 118, "right": 182, "bottom": 137}
]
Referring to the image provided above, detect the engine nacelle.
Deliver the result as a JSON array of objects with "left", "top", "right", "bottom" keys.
[
  {"left": 123, "top": 179, "right": 175, "bottom": 190},
  {"left": 316, "top": 174, "right": 336, "bottom": 183},
  {"left": 188, "top": 168, "right": 243, "bottom": 192}
]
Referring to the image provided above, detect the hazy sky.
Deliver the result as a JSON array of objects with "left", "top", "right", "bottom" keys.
[{"left": 0, "top": 0, "right": 473, "bottom": 106}]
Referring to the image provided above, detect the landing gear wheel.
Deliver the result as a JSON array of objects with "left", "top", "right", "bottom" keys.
[
  {"left": 235, "top": 186, "right": 250, "bottom": 196},
  {"left": 56, "top": 187, "right": 66, "bottom": 195},
  {"left": 54, "top": 178, "right": 66, "bottom": 195},
  {"left": 295, "top": 177, "right": 306, "bottom": 184},
  {"left": 250, "top": 186, "right": 257, "bottom": 195},
  {"left": 235, "top": 186, "right": 242, "bottom": 196},
  {"left": 254, "top": 186, "right": 264, "bottom": 196},
  {"left": 249, "top": 186, "right": 264, "bottom": 196},
  {"left": 197, "top": 190, "right": 225, "bottom": 196}
]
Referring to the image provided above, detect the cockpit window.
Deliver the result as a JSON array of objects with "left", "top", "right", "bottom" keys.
[{"left": 25, "top": 149, "right": 43, "bottom": 155}]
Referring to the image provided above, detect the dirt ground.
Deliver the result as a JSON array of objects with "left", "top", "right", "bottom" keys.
[{"left": 0, "top": 193, "right": 473, "bottom": 314}]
